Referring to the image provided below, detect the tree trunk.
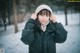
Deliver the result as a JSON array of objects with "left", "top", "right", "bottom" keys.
[
  {"left": 79, "top": 12, "right": 80, "bottom": 25},
  {"left": 13, "top": 0, "right": 18, "bottom": 33},
  {"left": 64, "top": 5, "right": 68, "bottom": 25}
]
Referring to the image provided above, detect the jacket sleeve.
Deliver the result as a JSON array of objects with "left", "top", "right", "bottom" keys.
[
  {"left": 21, "top": 19, "right": 35, "bottom": 45},
  {"left": 53, "top": 22, "right": 68, "bottom": 43}
]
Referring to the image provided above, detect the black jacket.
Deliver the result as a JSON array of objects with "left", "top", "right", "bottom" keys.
[{"left": 21, "top": 19, "right": 67, "bottom": 53}]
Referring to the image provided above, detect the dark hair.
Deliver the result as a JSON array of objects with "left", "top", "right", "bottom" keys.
[{"left": 37, "top": 9, "right": 51, "bottom": 17}]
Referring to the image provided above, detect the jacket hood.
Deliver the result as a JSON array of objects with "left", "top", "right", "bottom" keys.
[{"left": 35, "top": 4, "right": 53, "bottom": 15}]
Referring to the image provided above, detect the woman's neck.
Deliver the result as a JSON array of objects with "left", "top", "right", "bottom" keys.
[{"left": 41, "top": 21, "right": 50, "bottom": 32}]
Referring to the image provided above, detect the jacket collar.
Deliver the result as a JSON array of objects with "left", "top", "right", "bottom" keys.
[
  {"left": 34, "top": 21, "right": 56, "bottom": 32},
  {"left": 46, "top": 21, "right": 56, "bottom": 32}
]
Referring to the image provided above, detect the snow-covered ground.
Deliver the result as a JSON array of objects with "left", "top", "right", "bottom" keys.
[
  {"left": 0, "top": 13, "right": 80, "bottom": 53},
  {"left": 56, "top": 25, "right": 80, "bottom": 53}
]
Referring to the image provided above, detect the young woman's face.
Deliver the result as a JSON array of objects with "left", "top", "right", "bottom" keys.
[
  {"left": 38, "top": 15, "right": 49, "bottom": 25},
  {"left": 37, "top": 9, "right": 51, "bottom": 25}
]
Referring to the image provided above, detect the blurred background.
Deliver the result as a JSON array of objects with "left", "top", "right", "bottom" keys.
[{"left": 0, "top": 0, "right": 80, "bottom": 53}]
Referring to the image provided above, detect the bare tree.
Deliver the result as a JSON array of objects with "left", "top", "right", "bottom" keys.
[
  {"left": 79, "top": 12, "right": 80, "bottom": 25},
  {"left": 13, "top": 0, "right": 18, "bottom": 33},
  {"left": 64, "top": 5, "right": 68, "bottom": 25}
]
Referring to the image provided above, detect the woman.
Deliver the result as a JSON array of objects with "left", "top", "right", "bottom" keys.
[{"left": 21, "top": 4, "right": 67, "bottom": 53}]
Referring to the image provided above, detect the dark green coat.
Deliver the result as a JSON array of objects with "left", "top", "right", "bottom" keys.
[{"left": 21, "top": 19, "right": 67, "bottom": 53}]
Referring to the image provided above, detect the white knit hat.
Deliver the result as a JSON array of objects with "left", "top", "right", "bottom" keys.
[{"left": 35, "top": 4, "right": 52, "bottom": 14}]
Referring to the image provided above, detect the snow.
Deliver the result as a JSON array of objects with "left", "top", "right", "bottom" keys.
[
  {"left": 0, "top": 21, "right": 29, "bottom": 53},
  {"left": 56, "top": 25, "right": 80, "bottom": 53}
]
